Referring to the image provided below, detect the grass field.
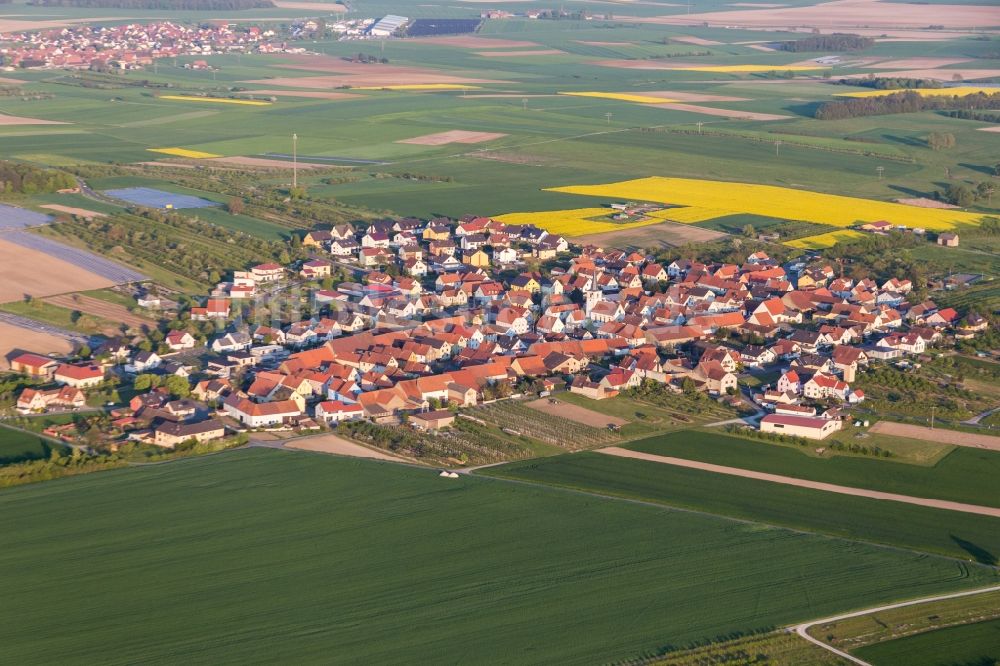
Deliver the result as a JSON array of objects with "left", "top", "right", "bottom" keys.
[
  {"left": 0, "top": 448, "right": 996, "bottom": 665},
  {"left": 482, "top": 450, "right": 1000, "bottom": 563},
  {"left": 627, "top": 430, "right": 1000, "bottom": 507},
  {"left": 855, "top": 617, "right": 1000, "bottom": 665},
  {"left": 0, "top": 425, "right": 60, "bottom": 464}
]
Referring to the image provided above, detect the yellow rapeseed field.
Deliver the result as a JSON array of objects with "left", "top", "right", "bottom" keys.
[
  {"left": 835, "top": 86, "right": 1000, "bottom": 99},
  {"left": 353, "top": 84, "right": 480, "bottom": 91},
  {"left": 559, "top": 92, "right": 676, "bottom": 104},
  {"left": 160, "top": 95, "right": 271, "bottom": 106},
  {"left": 548, "top": 177, "right": 985, "bottom": 231},
  {"left": 494, "top": 207, "right": 664, "bottom": 237},
  {"left": 147, "top": 147, "right": 221, "bottom": 159},
  {"left": 785, "top": 230, "right": 866, "bottom": 249},
  {"left": 673, "top": 64, "right": 823, "bottom": 73}
]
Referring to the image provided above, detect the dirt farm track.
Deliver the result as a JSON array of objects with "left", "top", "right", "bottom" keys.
[{"left": 869, "top": 421, "right": 1000, "bottom": 452}]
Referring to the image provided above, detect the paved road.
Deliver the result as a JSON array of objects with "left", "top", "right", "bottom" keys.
[
  {"left": 596, "top": 446, "right": 1000, "bottom": 518},
  {"left": 791, "top": 584, "right": 1000, "bottom": 666}
]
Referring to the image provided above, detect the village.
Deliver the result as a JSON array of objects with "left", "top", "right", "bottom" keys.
[
  {"left": 0, "top": 21, "right": 301, "bottom": 70},
  {"left": 4, "top": 209, "right": 990, "bottom": 457}
]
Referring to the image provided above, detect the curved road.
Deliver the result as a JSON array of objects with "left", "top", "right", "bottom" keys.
[{"left": 792, "top": 584, "right": 1000, "bottom": 665}]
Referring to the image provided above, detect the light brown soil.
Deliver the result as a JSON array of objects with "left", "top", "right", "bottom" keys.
[
  {"left": 408, "top": 35, "right": 539, "bottom": 48},
  {"left": 397, "top": 130, "right": 508, "bottom": 146},
  {"left": 0, "top": 77, "right": 25, "bottom": 85},
  {"left": 0, "top": 238, "right": 113, "bottom": 304},
  {"left": 475, "top": 49, "right": 565, "bottom": 57},
  {"left": 597, "top": 446, "right": 1000, "bottom": 517},
  {"left": 39, "top": 204, "right": 106, "bottom": 218},
  {"left": 287, "top": 433, "right": 407, "bottom": 461},
  {"left": 43, "top": 293, "right": 154, "bottom": 331},
  {"left": 978, "top": 126, "right": 1000, "bottom": 133},
  {"left": 572, "top": 220, "right": 726, "bottom": 249},
  {"left": 649, "top": 102, "right": 792, "bottom": 120},
  {"left": 869, "top": 422, "right": 1000, "bottom": 452},
  {"left": 849, "top": 68, "right": 1000, "bottom": 81},
  {"left": 205, "top": 156, "right": 329, "bottom": 169},
  {"left": 527, "top": 398, "right": 627, "bottom": 427},
  {"left": 862, "top": 57, "right": 971, "bottom": 69},
  {"left": 895, "top": 197, "right": 959, "bottom": 209},
  {"left": 619, "top": 0, "right": 998, "bottom": 29},
  {"left": 245, "top": 55, "right": 501, "bottom": 89},
  {"left": 243, "top": 89, "right": 361, "bottom": 100},
  {"left": 671, "top": 35, "right": 723, "bottom": 45},
  {"left": 638, "top": 91, "right": 750, "bottom": 102},
  {"left": 0, "top": 114, "right": 67, "bottom": 126},
  {"left": 0, "top": 321, "right": 73, "bottom": 370}
]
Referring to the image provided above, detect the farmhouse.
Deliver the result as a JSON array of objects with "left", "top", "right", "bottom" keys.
[
  {"left": 53, "top": 363, "right": 105, "bottom": 388},
  {"left": 16, "top": 386, "right": 86, "bottom": 413},
  {"left": 760, "top": 414, "right": 842, "bottom": 440},
  {"left": 223, "top": 395, "right": 302, "bottom": 427},
  {"left": 10, "top": 353, "right": 59, "bottom": 380},
  {"left": 153, "top": 418, "right": 226, "bottom": 449}
]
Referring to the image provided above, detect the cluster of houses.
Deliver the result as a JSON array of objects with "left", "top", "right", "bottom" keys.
[
  {"left": 7, "top": 213, "right": 990, "bottom": 449},
  {"left": 0, "top": 22, "right": 291, "bottom": 70},
  {"left": 857, "top": 219, "right": 959, "bottom": 247}
]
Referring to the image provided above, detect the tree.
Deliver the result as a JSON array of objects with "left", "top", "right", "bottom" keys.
[
  {"left": 742, "top": 224, "right": 756, "bottom": 238},
  {"left": 163, "top": 375, "right": 190, "bottom": 398},
  {"left": 944, "top": 183, "right": 975, "bottom": 207},
  {"left": 226, "top": 197, "right": 244, "bottom": 215},
  {"left": 926, "top": 131, "right": 956, "bottom": 151},
  {"left": 133, "top": 374, "right": 159, "bottom": 391},
  {"left": 76, "top": 344, "right": 91, "bottom": 359}
]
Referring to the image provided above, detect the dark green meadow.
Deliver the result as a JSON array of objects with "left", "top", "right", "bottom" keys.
[
  {"left": 627, "top": 430, "right": 1000, "bottom": 508},
  {"left": 1, "top": 447, "right": 996, "bottom": 665},
  {"left": 855, "top": 618, "right": 1000, "bottom": 666},
  {"left": 482, "top": 448, "right": 1000, "bottom": 564},
  {"left": 0, "top": 425, "right": 62, "bottom": 464}
]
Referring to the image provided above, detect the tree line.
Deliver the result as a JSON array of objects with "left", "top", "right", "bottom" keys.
[
  {"left": 0, "top": 160, "right": 76, "bottom": 195},
  {"left": 837, "top": 76, "right": 942, "bottom": 90},
  {"left": 777, "top": 34, "right": 874, "bottom": 52},
  {"left": 28, "top": 0, "right": 271, "bottom": 8},
  {"left": 815, "top": 91, "right": 1000, "bottom": 120}
]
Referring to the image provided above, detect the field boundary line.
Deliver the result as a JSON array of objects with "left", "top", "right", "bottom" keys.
[
  {"left": 596, "top": 447, "right": 1000, "bottom": 518},
  {"left": 791, "top": 584, "right": 1000, "bottom": 666}
]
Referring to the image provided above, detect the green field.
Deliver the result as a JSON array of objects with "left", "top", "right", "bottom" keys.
[
  {"left": 855, "top": 617, "right": 1000, "bottom": 666},
  {"left": 627, "top": 430, "right": 1000, "bottom": 507},
  {"left": 483, "top": 450, "right": 1000, "bottom": 563},
  {"left": 0, "top": 448, "right": 996, "bottom": 664},
  {"left": 0, "top": 425, "right": 60, "bottom": 464}
]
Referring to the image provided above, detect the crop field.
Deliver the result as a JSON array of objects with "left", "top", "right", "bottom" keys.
[
  {"left": 836, "top": 86, "right": 1000, "bottom": 98},
  {"left": 159, "top": 95, "right": 271, "bottom": 106},
  {"left": 549, "top": 177, "right": 989, "bottom": 231},
  {"left": 0, "top": 425, "right": 58, "bottom": 465},
  {"left": 483, "top": 449, "right": 1000, "bottom": 562},
  {"left": 474, "top": 400, "right": 622, "bottom": 450},
  {"left": 147, "top": 147, "right": 221, "bottom": 159},
  {"left": 786, "top": 229, "right": 867, "bottom": 249},
  {"left": 855, "top": 618, "right": 1000, "bottom": 666},
  {"left": 494, "top": 207, "right": 666, "bottom": 237},
  {"left": 1, "top": 448, "right": 997, "bottom": 665},
  {"left": 626, "top": 430, "right": 1000, "bottom": 508}
]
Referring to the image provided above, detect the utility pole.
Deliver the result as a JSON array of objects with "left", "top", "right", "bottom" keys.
[
  {"left": 876, "top": 166, "right": 884, "bottom": 180},
  {"left": 775, "top": 139, "right": 782, "bottom": 157},
  {"left": 522, "top": 97, "right": 527, "bottom": 111},
  {"left": 292, "top": 133, "right": 298, "bottom": 190},
  {"left": 930, "top": 405, "right": 936, "bottom": 429},
  {"left": 605, "top": 112, "right": 613, "bottom": 125},
  {"left": 696, "top": 121, "right": 703, "bottom": 134}
]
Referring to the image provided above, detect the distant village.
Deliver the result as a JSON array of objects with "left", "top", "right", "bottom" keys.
[
  {"left": 0, "top": 21, "right": 303, "bottom": 70},
  {"left": 6, "top": 205, "right": 990, "bottom": 453}
]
